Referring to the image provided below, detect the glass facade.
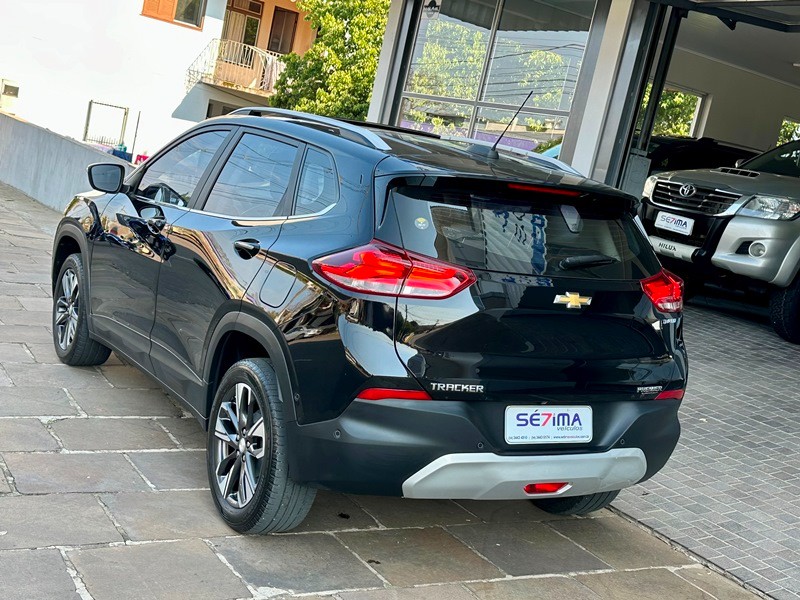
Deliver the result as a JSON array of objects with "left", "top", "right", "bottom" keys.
[{"left": 398, "top": 0, "right": 595, "bottom": 152}]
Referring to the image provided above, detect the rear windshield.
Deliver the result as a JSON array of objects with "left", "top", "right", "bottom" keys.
[{"left": 389, "top": 185, "right": 660, "bottom": 280}]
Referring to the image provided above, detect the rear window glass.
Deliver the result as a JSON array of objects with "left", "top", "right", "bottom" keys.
[{"left": 389, "top": 186, "right": 660, "bottom": 280}]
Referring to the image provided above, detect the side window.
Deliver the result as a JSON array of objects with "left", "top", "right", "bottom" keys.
[
  {"left": 203, "top": 133, "right": 298, "bottom": 218},
  {"left": 137, "top": 131, "right": 227, "bottom": 207},
  {"left": 295, "top": 148, "right": 339, "bottom": 216}
]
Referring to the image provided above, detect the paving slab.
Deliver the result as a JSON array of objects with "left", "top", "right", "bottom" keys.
[
  {"left": 466, "top": 577, "right": 601, "bottom": 600},
  {"left": 0, "top": 549, "right": 79, "bottom": 600},
  {"left": 576, "top": 568, "right": 712, "bottom": 600},
  {"left": 447, "top": 521, "right": 609, "bottom": 577},
  {"left": 352, "top": 496, "right": 478, "bottom": 528},
  {"left": 70, "top": 388, "right": 181, "bottom": 417},
  {"left": 5, "top": 362, "right": 109, "bottom": 387},
  {"left": 158, "top": 416, "right": 206, "bottom": 448},
  {"left": 0, "top": 325, "right": 52, "bottom": 345},
  {"left": 128, "top": 450, "right": 208, "bottom": 490},
  {"left": 51, "top": 417, "right": 177, "bottom": 451},
  {"left": 99, "top": 365, "right": 161, "bottom": 389},
  {"left": 16, "top": 297, "right": 52, "bottom": 311},
  {"left": 0, "top": 470, "right": 12, "bottom": 494},
  {"left": 0, "top": 309, "right": 51, "bottom": 326},
  {"left": 339, "top": 584, "right": 476, "bottom": 600},
  {"left": 23, "top": 342, "right": 62, "bottom": 363},
  {"left": 0, "top": 342, "right": 34, "bottom": 363},
  {"left": 70, "top": 539, "right": 250, "bottom": 600},
  {"left": 675, "top": 568, "right": 767, "bottom": 600},
  {"left": 212, "top": 533, "right": 383, "bottom": 593},
  {"left": 0, "top": 282, "right": 49, "bottom": 297},
  {"left": 100, "top": 490, "right": 233, "bottom": 540},
  {"left": 0, "top": 493, "right": 122, "bottom": 549},
  {"left": 4, "top": 452, "right": 149, "bottom": 493},
  {"left": 296, "top": 491, "right": 379, "bottom": 532},
  {"left": 0, "top": 386, "right": 77, "bottom": 416},
  {"left": 454, "top": 499, "right": 568, "bottom": 523},
  {"left": 337, "top": 528, "right": 502, "bottom": 586},
  {"left": 0, "top": 418, "right": 59, "bottom": 451},
  {"left": 0, "top": 296, "right": 23, "bottom": 310},
  {"left": 549, "top": 515, "right": 693, "bottom": 569}
]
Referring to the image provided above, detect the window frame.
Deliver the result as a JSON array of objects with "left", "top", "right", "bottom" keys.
[
  {"left": 268, "top": 7, "right": 299, "bottom": 54},
  {"left": 141, "top": 0, "right": 208, "bottom": 30},
  {"left": 127, "top": 127, "right": 236, "bottom": 210},
  {"left": 289, "top": 145, "right": 341, "bottom": 218},
  {"left": 194, "top": 127, "right": 306, "bottom": 221}
]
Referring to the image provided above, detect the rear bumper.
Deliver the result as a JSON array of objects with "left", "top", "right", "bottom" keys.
[
  {"left": 287, "top": 398, "right": 680, "bottom": 497},
  {"left": 402, "top": 448, "right": 646, "bottom": 500}
]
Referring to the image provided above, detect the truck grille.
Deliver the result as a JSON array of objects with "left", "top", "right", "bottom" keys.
[{"left": 652, "top": 180, "right": 741, "bottom": 215}]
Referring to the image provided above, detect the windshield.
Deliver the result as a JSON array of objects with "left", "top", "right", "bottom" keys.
[
  {"left": 389, "top": 186, "right": 661, "bottom": 280},
  {"left": 742, "top": 141, "right": 800, "bottom": 177}
]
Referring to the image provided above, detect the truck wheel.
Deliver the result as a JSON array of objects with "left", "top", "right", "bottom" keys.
[
  {"left": 531, "top": 490, "right": 619, "bottom": 515},
  {"left": 770, "top": 280, "right": 800, "bottom": 343},
  {"left": 207, "top": 358, "right": 316, "bottom": 533}
]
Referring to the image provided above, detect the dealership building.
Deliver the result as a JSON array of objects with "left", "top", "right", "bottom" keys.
[{"left": 367, "top": 0, "right": 800, "bottom": 194}]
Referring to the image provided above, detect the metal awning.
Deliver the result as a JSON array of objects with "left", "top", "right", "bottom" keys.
[{"left": 652, "top": 0, "right": 800, "bottom": 32}]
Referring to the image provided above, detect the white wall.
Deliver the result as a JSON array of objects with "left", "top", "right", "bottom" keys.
[
  {"left": 668, "top": 47, "right": 800, "bottom": 152},
  {"left": 0, "top": 111, "right": 130, "bottom": 212},
  {"left": 0, "top": 0, "right": 255, "bottom": 157}
]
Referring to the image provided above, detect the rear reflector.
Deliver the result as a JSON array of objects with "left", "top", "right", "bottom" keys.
[
  {"left": 507, "top": 183, "right": 581, "bottom": 197},
  {"left": 641, "top": 269, "right": 684, "bottom": 313},
  {"left": 356, "top": 388, "right": 432, "bottom": 401},
  {"left": 524, "top": 482, "right": 568, "bottom": 495},
  {"left": 312, "top": 240, "right": 476, "bottom": 299},
  {"left": 655, "top": 389, "right": 685, "bottom": 401}
]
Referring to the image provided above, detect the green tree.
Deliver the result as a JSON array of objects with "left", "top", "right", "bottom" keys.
[
  {"left": 271, "top": 0, "right": 390, "bottom": 120},
  {"left": 778, "top": 119, "right": 800, "bottom": 145},
  {"left": 640, "top": 84, "right": 701, "bottom": 137}
]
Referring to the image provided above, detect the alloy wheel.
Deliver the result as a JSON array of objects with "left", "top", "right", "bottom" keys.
[
  {"left": 212, "top": 382, "right": 268, "bottom": 508},
  {"left": 55, "top": 268, "right": 80, "bottom": 351}
]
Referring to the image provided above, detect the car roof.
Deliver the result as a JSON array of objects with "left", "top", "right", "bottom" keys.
[{"left": 204, "top": 108, "right": 631, "bottom": 200}]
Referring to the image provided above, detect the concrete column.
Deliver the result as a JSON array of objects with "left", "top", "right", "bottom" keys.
[{"left": 561, "top": 0, "right": 654, "bottom": 182}]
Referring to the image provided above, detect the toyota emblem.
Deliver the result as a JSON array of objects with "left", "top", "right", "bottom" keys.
[{"left": 678, "top": 184, "right": 697, "bottom": 198}]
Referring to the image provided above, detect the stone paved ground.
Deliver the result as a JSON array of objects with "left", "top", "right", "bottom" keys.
[
  {"left": 0, "top": 181, "right": 769, "bottom": 600},
  {"left": 615, "top": 298, "right": 800, "bottom": 600}
]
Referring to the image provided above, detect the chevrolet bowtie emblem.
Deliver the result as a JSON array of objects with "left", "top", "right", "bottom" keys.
[{"left": 553, "top": 292, "right": 592, "bottom": 309}]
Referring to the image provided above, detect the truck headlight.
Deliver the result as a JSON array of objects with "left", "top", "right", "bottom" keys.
[
  {"left": 738, "top": 195, "right": 800, "bottom": 220},
  {"left": 642, "top": 176, "right": 658, "bottom": 199}
]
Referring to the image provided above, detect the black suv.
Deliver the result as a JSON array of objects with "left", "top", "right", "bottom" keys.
[{"left": 51, "top": 108, "right": 687, "bottom": 533}]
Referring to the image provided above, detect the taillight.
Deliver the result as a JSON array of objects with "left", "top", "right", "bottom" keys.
[
  {"left": 356, "top": 388, "right": 432, "bottom": 401},
  {"left": 641, "top": 269, "right": 684, "bottom": 312},
  {"left": 312, "top": 241, "right": 476, "bottom": 299},
  {"left": 655, "top": 389, "right": 685, "bottom": 401},
  {"left": 524, "top": 482, "right": 568, "bottom": 495}
]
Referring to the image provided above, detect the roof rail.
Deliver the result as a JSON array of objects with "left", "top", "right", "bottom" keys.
[
  {"left": 338, "top": 119, "right": 441, "bottom": 139},
  {"left": 229, "top": 107, "right": 391, "bottom": 151}
]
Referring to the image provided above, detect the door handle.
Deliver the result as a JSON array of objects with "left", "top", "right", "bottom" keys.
[{"left": 234, "top": 239, "right": 261, "bottom": 259}]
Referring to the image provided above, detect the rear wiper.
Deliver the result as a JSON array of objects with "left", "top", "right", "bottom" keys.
[{"left": 559, "top": 254, "right": 619, "bottom": 270}]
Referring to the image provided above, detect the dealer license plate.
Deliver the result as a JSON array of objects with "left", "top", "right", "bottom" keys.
[
  {"left": 654, "top": 211, "right": 695, "bottom": 236},
  {"left": 504, "top": 406, "right": 593, "bottom": 444}
]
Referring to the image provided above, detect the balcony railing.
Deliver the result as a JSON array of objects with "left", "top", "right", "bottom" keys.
[{"left": 187, "top": 39, "right": 286, "bottom": 96}]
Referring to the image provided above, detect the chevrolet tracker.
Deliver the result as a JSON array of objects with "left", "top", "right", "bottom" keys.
[{"left": 51, "top": 108, "right": 687, "bottom": 533}]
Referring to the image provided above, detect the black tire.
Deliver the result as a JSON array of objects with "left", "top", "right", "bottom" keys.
[
  {"left": 770, "top": 279, "right": 800, "bottom": 343},
  {"left": 207, "top": 358, "right": 315, "bottom": 534},
  {"left": 531, "top": 490, "right": 620, "bottom": 516},
  {"left": 53, "top": 253, "right": 111, "bottom": 366}
]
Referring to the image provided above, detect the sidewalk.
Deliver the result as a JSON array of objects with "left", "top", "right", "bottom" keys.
[{"left": 0, "top": 181, "right": 765, "bottom": 600}]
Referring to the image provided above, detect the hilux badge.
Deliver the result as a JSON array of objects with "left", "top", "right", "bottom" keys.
[{"left": 553, "top": 292, "right": 592, "bottom": 309}]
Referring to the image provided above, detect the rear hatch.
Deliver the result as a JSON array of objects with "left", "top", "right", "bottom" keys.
[{"left": 377, "top": 178, "right": 684, "bottom": 448}]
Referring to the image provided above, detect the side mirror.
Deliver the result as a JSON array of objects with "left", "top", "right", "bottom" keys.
[{"left": 88, "top": 163, "right": 126, "bottom": 194}]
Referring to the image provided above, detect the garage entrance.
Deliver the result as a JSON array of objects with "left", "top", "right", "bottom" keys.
[{"left": 616, "top": 1, "right": 800, "bottom": 195}]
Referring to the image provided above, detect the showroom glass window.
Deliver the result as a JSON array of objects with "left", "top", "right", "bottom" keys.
[{"left": 398, "top": 0, "right": 595, "bottom": 152}]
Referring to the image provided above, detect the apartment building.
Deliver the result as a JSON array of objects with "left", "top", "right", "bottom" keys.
[{"left": 0, "top": 0, "right": 314, "bottom": 156}]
